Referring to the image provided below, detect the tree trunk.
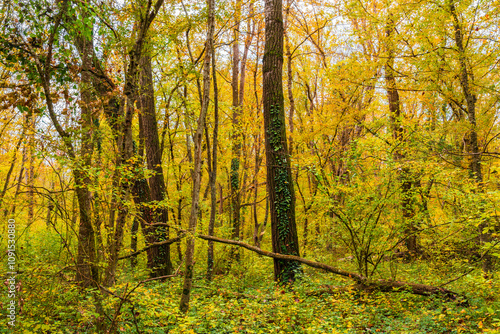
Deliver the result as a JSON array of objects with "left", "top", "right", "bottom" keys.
[
  {"left": 74, "top": 172, "right": 99, "bottom": 287},
  {"left": 448, "top": 0, "right": 490, "bottom": 273},
  {"left": 130, "top": 217, "right": 140, "bottom": 268},
  {"left": 207, "top": 47, "right": 219, "bottom": 281},
  {"left": 67, "top": 0, "right": 165, "bottom": 286},
  {"left": 74, "top": 41, "right": 99, "bottom": 287},
  {"left": 284, "top": 0, "right": 295, "bottom": 154},
  {"left": 179, "top": 0, "right": 214, "bottom": 312},
  {"left": 263, "top": 0, "right": 301, "bottom": 283},
  {"left": 0, "top": 120, "right": 27, "bottom": 211},
  {"left": 104, "top": 98, "right": 134, "bottom": 287},
  {"left": 138, "top": 55, "right": 172, "bottom": 276},
  {"left": 384, "top": 14, "right": 419, "bottom": 256},
  {"left": 230, "top": 0, "right": 243, "bottom": 262}
]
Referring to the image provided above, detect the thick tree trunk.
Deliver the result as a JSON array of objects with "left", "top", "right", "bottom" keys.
[
  {"left": 263, "top": 0, "right": 301, "bottom": 283},
  {"left": 73, "top": 23, "right": 99, "bottom": 288},
  {"left": 74, "top": 173, "right": 99, "bottom": 287},
  {"left": 138, "top": 55, "right": 172, "bottom": 276}
]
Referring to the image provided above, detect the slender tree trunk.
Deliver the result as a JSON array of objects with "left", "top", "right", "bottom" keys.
[
  {"left": 46, "top": 189, "right": 54, "bottom": 227},
  {"left": 252, "top": 135, "right": 264, "bottom": 247},
  {"left": 448, "top": 0, "right": 490, "bottom": 273},
  {"left": 104, "top": 96, "right": 134, "bottom": 286},
  {"left": 385, "top": 14, "right": 418, "bottom": 256},
  {"left": 263, "top": 0, "right": 301, "bottom": 283},
  {"left": 207, "top": 47, "right": 219, "bottom": 281},
  {"left": 5, "top": 146, "right": 26, "bottom": 218},
  {"left": 74, "top": 172, "right": 99, "bottom": 286},
  {"left": 230, "top": 0, "right": 243, "bottom": 262},
  {"left": 179, "top": 0, "right": 215, "bottom": 312},
  {"left": 255, "top": 196, "right": 269, "bottom": 248},
  {"left": 130, "top": 217, "right": 139, "bottom": 268},
  {"left": 27, "top": 111, "right": 35, "bottom": 224},
  {"left": 131, "top": 177, "right": 159, "bottom": 268},
  {"left": 0, "top": 120, "right": 27, "bottom": 210}
]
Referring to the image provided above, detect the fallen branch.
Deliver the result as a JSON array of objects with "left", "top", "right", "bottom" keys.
[
  {"left": 197, "top": 234, "right": 467, "bottom": 302},
  {"left": 118, "top": 234, "right": 185, "bottom": 260},
  {"left": 197, "top": 234, "right": 365, "bottom": 281}
]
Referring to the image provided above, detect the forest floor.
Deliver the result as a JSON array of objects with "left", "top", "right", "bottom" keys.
[{"left": 1, "top": 230, "right": 500, "bottom": 333}]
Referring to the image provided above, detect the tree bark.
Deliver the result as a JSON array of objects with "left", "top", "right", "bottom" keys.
[
  {"left": 207, "top": 46, "right": 219, "bottom": 281},
  {"left": 65, "top": 6, "right": 99, "bottom": 287},
  {"left": 263, "top": 0, "right": 301, "bottom": 283},
  {"left": 284, "top": 0, "right": 295, "bottom": 154},
  {"left": 138, "top": 54, "right": 173, "bottom": 276}
]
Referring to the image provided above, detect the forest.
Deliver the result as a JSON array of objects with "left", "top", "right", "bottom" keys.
[{"left": 0, "top": 0, "right": 499, "bottom": 332}]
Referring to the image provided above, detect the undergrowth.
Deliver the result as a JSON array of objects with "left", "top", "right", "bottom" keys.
[{"left": 1, "top": 255, "right": 499, "bottom": 333}]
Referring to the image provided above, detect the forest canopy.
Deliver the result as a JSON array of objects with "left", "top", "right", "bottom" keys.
[{"left": 0, "top": 0, "right": 499, "bottom": 332}]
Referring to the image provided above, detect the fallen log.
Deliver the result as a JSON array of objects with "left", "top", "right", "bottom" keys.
[
  {"left": 197, "top": 234, "right": 467, "bottom": 303},
  {"left": 365, "top": 280, "right": 460, "bottom": 298}
]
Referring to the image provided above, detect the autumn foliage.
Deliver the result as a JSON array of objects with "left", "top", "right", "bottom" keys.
[{"left": 0, "top": 0, "right": 499, "bottom": 332}]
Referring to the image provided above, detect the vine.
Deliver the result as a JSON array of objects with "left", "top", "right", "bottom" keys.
[{"left": 269, "top": 103, "right": 300, "bottom": 282}]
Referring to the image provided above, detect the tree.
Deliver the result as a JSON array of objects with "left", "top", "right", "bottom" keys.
[
  {"left": 179, "top": 0, "right": 215, "bottom": 312},
  {"left": 66, "top": 0, "right": 168, "bottom": 285},
  {"left": 384, "top": 12, "right": 420, "bottom": 256},
  {"left": 0, "top": 0, "right": 101, "bottom": 287},
  {"left": 137, "top": 54, "right": 173, "bottom": 276},
  {"left": 447, "top": 0, "right": 490, "bottom": 272},
  {"left": 229, "top": 0, "right": 254, "bottom": 262},
  {"left": 263, "top": 0, "right": 301, "bottom": 283},
  {"left": 206, "top": 44, "right": 219, "bottom": 281}
]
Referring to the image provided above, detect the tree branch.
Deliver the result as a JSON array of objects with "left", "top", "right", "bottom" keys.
[
  {"left": 197, "top": 234, "right": 467, "bottom": 302},
  {"left": 196, "top": 234, "right": 366, "bottom": 281},
  {"left": 118, "top": 234, "right": 185, "bottom": 260}
]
